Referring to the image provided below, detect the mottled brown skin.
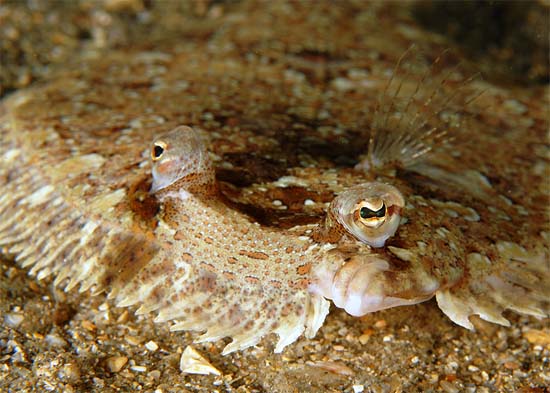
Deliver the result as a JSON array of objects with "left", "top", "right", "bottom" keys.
[
  {"left": 0, "top": 27, "right": 548, "bottom": 355},
  {"left": 114, "top": 126, "right": 331, "bottom": 353}
]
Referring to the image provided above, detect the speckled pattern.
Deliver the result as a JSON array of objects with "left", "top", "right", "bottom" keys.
[{"left": 1, "top": 2, "right": 549, "bottom": 392}]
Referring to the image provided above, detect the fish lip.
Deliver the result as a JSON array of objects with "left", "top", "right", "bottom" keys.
[{"left": 309, "top": 253, "right": 392, "bottom": 316}]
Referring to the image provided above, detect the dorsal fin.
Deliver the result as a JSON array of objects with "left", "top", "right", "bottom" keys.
[{"left": 356, "top": 47, "right": 484, "bottom": 173}]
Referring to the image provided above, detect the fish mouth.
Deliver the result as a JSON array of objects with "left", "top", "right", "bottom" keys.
[{"left": 310, "top": 253, "right": 433, "bottom": 317}]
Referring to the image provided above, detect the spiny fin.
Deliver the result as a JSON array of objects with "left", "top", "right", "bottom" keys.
[
  {"left": 1, "top": 111, "right": 330, "bottom": 355},
  {"left": 114, "top": 256, "right": 330, "bottom": 354},
  {"left": 356, "top": 47, "right": 483, "bottom": 173},
  {"left": 436, "top": 241, "right": 550, "bottom": 329},
  {"left": 0, "top": 133, "right": 158, "bottom": 298}
]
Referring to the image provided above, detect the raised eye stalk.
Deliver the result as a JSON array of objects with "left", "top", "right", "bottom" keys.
[
  {"left": 315, "top": 182, "right": 405, "bottom": 248},
  {"left": 150, "top": 126, "right": 216, "bottom": 195}
]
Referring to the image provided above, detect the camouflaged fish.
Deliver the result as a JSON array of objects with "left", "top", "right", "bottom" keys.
[{"left": 0, "top": 48, "right": 548, "bottom": 355}]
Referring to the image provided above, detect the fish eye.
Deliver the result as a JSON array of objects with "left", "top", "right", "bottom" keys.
[
  {"left": 359, "top": 204, "right": 386, "bottom": 219},
  {"left": 356, "top": 200, "right": 387, "bottom": 229},
  {"left": 327, "top": 182, "right": 404, "bottom": 248},
  {"left": 152, "top": 142, "right": 166, "bottom": 161}
]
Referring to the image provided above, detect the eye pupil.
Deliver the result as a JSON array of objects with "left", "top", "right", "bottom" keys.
[
  {"left": 360, "top": 204, "right": 386, "bottom": 219},
  {"left": 153, "top": 145, "right": 164, "bottom": 158}
]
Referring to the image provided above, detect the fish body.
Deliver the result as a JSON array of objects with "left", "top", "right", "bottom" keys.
[{"left": 0, "top": 45, "right": 548, "bottom": 354}]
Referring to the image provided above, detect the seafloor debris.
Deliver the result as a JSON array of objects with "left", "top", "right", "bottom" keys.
[{"left": 180, "top": 346, "right": 221, "bottom": 376}]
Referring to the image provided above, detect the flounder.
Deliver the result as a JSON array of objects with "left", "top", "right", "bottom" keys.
[{"left": 0, "top": 46, "right": 548, "bottom": 356}]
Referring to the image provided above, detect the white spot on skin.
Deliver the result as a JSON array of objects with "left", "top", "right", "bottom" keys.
[
  {"left": 80, "top": 222, "right": 99, "bottom": 242},
  {"left": 416, "top": 241, "right": 427, "bottom": 253},
  {"left": 448, "top": 241, "right": 459, "bottom": 254},
  {"left": 462, "top": 209, "right": 480, "bottom": 222},
  {"left": 21, "top": 185, "right": 55, "bottom": 206},
  {"left": 503, "top": 99, "right": 527, "bottom": 114},
  {"left": 496, "top": 241, "right": 529, "bottom": 261},
  {"left": 488, "top": 206, "right": 511, "bottom": 221},
  {"left": 129, "top": 119, "right": 143, "bottom": 128},
  {"left": 498, "top": 195, "right": 513, "bottom": 206},
  {"left": 515, "top": 205, "right": 529, "bottom": 216},
  {"left": 443, "top": 208, "right": 459, "bottom": 218},
  {"left": 436, "top": 227, "right": 450, "bottom": 239},
  {"left": 466, "top": 253, "right": 491, "bottom": 268},
  {"left": 472, "top": 170, "right": 492, "bottom": 188},
  {"left": 88, "top": 188, "right": 126, "bottom": 214},
  {"left": 430, "top": 199, "right": 480, "bottom": 222},
  {"left": 162, "top": 189, "right": 191, "bottom": 201},
  {"left": 331, "top": 77, "right": 356, "bottom": 92},
  {"left": 388, "top": 246, "right": 415, "bottom": 262},
  {"left": 273, "top": 176, "right": 309, "bottom": 187},
  {"left": 414, "top": 198, "right": 429, "bottom": 207},
  {"left": 3, "top": 149, "right": 21, "bottom": 162},
  {"left": 51, "top": 154, "right": 106, "bottom": 181}
]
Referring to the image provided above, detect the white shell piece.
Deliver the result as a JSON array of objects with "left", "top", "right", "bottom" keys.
[{"left": 180, "top": 346, "right": 221, "bottom": 376}]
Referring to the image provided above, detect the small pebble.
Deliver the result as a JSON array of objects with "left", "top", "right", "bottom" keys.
[
  {"left": 504, "top": 361, "right": 519, "bottom": 370},
  {"left": 4, "top": 312, "right": 24, "bottom": 328},
  {"left": 145, "top": 340, "right": 159, "bottom": 351},
  {"left": 308, "top": 361, "right": 354, "bottom": 376},
  {"left": 374, "top": 320, "right": 387, "bottom": 329},
  {"left": 447, "top": 361, "right": 459, "bottom": 370},
  {"left": 503, "top": 99, "right": 527, "bottom": 114},
  {"left": 60, "top": 363, "right": 81, "bottom": 383},
  {"left": 106, "top": 356, "right": 128, "bottom": 373},
  {"left": 91, "top": 377, "right": 104, "bottom": 389},
  {"left": 81, "top": 320, "right": 96, "bottom": 332},
  {"left": 125, "top": 335, "right": 143, "bottom": 345},
  {"left": 523, "top": 329, "right": 550, "bottom": 346},
  {"left": 352, "top": 385, "right": 364, "bottom": 393},
  {"left": 358, "top": 334, "right": 370, "bottom": 345},
  {"left": 116, "top": 310, "right": 129, "bottom": 323},
  {"left": 332, "top": 77, "right": 355, "bottom": 91},
  {"left": 130, "top": 365, "right": 147, "bottom": 372},
  {"left": 440, "top": 380, "right": 459, "bottom": 393},
  {"left": 45, "top": 333, "right": 68, "bottom": 348},
  {"left": 52, "top": 305, "right": 73, "bottom": 326}
]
